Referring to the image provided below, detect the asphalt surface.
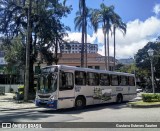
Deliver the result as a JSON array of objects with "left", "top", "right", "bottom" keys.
[{"left": 1, "top": 93, "right": 160, "bottom": 131}]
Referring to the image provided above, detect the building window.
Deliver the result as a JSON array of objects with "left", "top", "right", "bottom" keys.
[
  {"left": 88, "top": 66, "right": 92, "bottom": 69},
  {"left": 95, "top": 66, "right": 100, "bottom": 69},
  {"left": 109, "top": 66, "right": 113, "bottom": 71}
]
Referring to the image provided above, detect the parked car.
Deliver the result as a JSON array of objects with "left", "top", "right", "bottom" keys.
[{"left": 136, "top": 88, "right": 143, "bottom": 93}]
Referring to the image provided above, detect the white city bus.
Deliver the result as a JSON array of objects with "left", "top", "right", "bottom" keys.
[{"left": 35, "top": 65, "right": 136, "bottom": 109}]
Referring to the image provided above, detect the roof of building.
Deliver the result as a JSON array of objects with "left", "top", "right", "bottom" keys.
[{"left": 60, "top": 53, "right": 102, "bottom": 59}]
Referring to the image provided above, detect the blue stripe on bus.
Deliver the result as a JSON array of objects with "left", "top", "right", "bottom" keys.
[
  {"left": 86, "top": 96, "right": 93, "bottom": 98},
  {"left": 58, "top": 97, "right": 75, "bottom": 100},
  {"left": 111, "top": 93, "right": 137, "bottom": 96},
  {"left": 58, "top": 93, "right": 137, "bottom": 100},
  {"left": 123, "top": 93, "right": 137, "bottom": 96}
]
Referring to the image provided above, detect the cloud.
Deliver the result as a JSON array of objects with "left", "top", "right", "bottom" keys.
[
  {"left": 153, "top": 4, "right": 160, "bottom": 15},
  {"left": 64, "top": 16, "right": 160, "bottom": 59},
  {"left": 97, "top": 16, "right": 160, "bottom": 58},
  {"left": 64, "top": 32, "right": 96, "bottom": 43}
]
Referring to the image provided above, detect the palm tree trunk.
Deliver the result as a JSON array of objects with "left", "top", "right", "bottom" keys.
[
  {"left": 107, "top": 31, "right": 110, "bottom": 71},
  {"left": 55, "top": 37, "right": 58, "bottom": 65},
  {"left": 113, "top": 26, "right": 116, "bottom": 70},
  {"left": 85, "top": 18, "right": 87, "bottom": 68},
  {"left": 80, "top": 0, "right": 85, "bottom": 67},
  {"left": 104, "top": 30, "right": 107, "bottom": 70}
]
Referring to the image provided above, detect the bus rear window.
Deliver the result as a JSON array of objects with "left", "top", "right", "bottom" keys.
[{"left": 129, "top": 76, "right": 135, "bottom": 86}]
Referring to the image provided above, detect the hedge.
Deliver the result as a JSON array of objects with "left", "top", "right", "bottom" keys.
[{"left": 142, "top": 93, "right": 160, "bottom": 102}]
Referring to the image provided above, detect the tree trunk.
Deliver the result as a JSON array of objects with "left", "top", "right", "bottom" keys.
[
  {"left": 80, "top": 0, "right": 85, "bottom": 68},
  {"left": 24, "top": 0, "right": 32, "bottom": 101},
  {"left": 85, "top": 17, "right": 87, "bottom": 68},
  {"left": 107, "top": 31, "right": 110, "bottom": 71},
  {"left": 113, "top": 26, "right": 116, "bottom": 70},
  {"left": 55, "top": 37, "right": 58, "bottom": 65},
  {"left": 103, "top": 30, "right": 107, "bottom": 70},
  {"left": 29, "top": 59, "right": 34, "bottom": 93}
]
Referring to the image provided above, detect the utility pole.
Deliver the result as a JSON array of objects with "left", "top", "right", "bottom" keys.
[{"left": 24, "top": 0, "right": 32, "bottom": 101}]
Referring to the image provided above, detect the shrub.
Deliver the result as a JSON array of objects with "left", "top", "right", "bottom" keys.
[{"left": 142, "top": 93, "right": 160, "bottom": 102}]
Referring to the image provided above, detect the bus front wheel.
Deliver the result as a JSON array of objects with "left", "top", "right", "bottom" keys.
[
  {"left": 75, "top": 97, "right": 85, "bottom": 109},
  {"left": 116, "top": 94, "right": 123, "bottom": 103}
]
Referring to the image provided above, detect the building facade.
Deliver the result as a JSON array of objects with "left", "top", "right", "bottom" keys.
[
  {"left": 58, "top": 53, "right": 115, "bottom": 70},
  {"left": 61, "top": 41, "right": 98, "bottom": 54},
  {"left": 36, "top": 42, "right": 116, "bottom": 71}
]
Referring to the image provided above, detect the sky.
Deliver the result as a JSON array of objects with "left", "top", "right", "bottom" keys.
[{"left": 62, "top": 0, "right": 160, "bottom": 59}]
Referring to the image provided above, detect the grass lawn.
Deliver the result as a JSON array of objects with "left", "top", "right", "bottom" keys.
[{"left": 128, "top": 101, "right": 160, "bottom": 106}]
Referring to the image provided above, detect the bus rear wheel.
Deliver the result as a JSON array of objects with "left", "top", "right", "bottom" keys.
[
  {"left": 116, "top": 94, "right": 123, "bottom": 103},
  {"left": 75, "top": 97, "right": 85, "bottom": 109}
]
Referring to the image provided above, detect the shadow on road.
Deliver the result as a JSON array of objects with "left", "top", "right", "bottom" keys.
[
  {"left": 38, "top": 102, "right": 129, "bottom": 114},
  {"left": 0, "top": 102, "right": 129, "bottom": 122},
  {"left": 0, "top": 111, "right": 52, "bottom": 122}
]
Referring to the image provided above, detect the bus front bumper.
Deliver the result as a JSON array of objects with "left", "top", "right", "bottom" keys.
[{"left": 35, "top": 99, "right": 57, "bottom": 109}]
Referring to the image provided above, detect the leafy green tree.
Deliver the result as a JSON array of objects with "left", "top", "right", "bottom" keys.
[
  {"left": 1, "top": 36, "right": 25, "bottom": 69},
  {"left": 135, "top": 39, "right": 160, "bottom": 89},
  {"left": 0, "top": 0, "right": 72, "bottom": 99},
  {"left": 91, "top": 3, "right": 115, "bottom": 70}
]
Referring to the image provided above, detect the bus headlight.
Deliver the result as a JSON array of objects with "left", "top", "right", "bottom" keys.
[{"left": 50, "top": 96, "right": 55, "bottom": 101}]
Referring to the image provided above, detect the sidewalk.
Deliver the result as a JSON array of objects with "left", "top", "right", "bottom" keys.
[
  {"left": 0, "top": 93, "right": 38, "bottom": 111},
  {"left": 134, "top": 93, "right": 142, "bottom": 101}
]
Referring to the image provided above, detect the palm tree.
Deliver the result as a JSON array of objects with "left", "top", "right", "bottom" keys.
[
  {"left": 78, "top": 0, "right": 86, "bottom": 67},
  {"left": 74, "top": 7, "right": 91, "bottom": 68},
  {"left": 112, "top": 13, "right": 127, "bottom": 70},
  {"left": 91, "top": 3, "right": 115, "bottom": 70}
]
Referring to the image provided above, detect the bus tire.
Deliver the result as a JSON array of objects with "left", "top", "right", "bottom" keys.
[
  {"left": 75, "top": 96, "right": 86, "bottom": 109},
  {"left": 116, "top": 94, "right": 123, "bottom": 103}
]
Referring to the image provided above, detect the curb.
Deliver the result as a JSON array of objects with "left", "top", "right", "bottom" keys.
[
  {"left": 127, "top": 103, "right": 160, "bottom": 108},
  {"left": 0, "top": 106, "right": 40, "bottom": 111}
]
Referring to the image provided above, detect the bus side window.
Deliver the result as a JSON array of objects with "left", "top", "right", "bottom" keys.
[
  {"left": 59, "top": 72, "right": 74, "bottom": 90},
  {"left": 75, "top": 71, "right": 86, "bottom": 85},
  {"left": 100, "top": 73, "right": 110, "bottom": 86},
  {"left": 119, "top": 76, "right": 127, "bottom": 86},
  {"left": 87, "top": 72, "right": 99, "bottom": 86},
  {"left": 111, "top": 75, "right": 119, "bottom": 86}
]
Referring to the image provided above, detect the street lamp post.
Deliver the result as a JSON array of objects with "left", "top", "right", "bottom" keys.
[{"left": 147, "top": 48, "right": 155, "bottom": 93}]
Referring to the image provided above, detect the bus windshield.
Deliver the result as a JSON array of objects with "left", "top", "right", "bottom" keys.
[{"left": 38, "top": 73, "right": 57, "bottom": 93}]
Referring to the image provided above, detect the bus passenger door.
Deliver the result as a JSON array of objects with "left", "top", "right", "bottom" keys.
[{"left": 58, "top": 71, "right": 75, "bottom": 109}]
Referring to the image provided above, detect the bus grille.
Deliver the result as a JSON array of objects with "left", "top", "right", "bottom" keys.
[
  {"left": 38, "top": 95, "right": 51, "bottom": 98},
  {"left": 39, "top": 102, "right": 47, "bottom": 106}
]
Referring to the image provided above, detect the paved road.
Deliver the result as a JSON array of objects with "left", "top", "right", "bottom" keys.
[{"left": 0, "top": 103, "right": 160, "bottom": 131}]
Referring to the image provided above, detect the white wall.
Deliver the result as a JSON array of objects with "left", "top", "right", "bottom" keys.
[{"left": 0, "top": 84, "right": 23, "bottom": 93}]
